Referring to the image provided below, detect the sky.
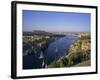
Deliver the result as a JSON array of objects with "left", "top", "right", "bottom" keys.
[{"left": 23, "top": 10, "right": 91, "bottom": 32}]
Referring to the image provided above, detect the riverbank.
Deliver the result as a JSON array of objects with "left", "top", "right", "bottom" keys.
[
  {"left": 23, "top": 34, "right": 66, "bottom": 69},
  {"left": 46, "top": 36, "right": 78, "bottom": 65},
  {"left": 48, "top": 34, "right": 91, "bottom": 68},
  {"left": 73, "top": 60, "right": 90, "bottom": 67}
]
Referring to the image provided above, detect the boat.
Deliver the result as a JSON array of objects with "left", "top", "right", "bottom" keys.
[
  {"left": 55, "top": 47, "right": 58, "bottom": 52},
  {"left": 39, "top": 51, "right": 44, "bottom": 59}
]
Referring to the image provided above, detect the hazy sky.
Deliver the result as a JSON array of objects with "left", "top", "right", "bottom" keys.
[{"left": 23, "top": 10, "right": 91, "bottom": 32}]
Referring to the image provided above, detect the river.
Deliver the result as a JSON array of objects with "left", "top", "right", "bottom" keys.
[
  {"left": 23, "top": 35, "right": 78, "bottom": 69},
  {"left": 45, "top": 36, "right": 78, "bottom": 65}
]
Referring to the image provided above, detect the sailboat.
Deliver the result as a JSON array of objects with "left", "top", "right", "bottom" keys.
[
  {"left": 42, "top": 59, "right": 48, "bottom": 68},
  {"left": 39, "top": 51, "right": 44, "bottom": 59},
  {"left": 55, "top": 47, "right": 58, "bottom": 52},
  {"left": 55, "top": 47, "right": 58, "bottom": 60},
  {"left": 42, "top": 60, "right": 45, "bottom": 68}
]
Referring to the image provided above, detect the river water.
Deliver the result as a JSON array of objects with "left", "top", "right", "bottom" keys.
[
  {"left": 23, "top": 35, "right": 78, "bottom": 69},
  {"left": 46, "top": 36, "right": 78, "bottom": 65}
]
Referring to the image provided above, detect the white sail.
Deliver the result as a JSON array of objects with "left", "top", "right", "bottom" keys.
[
  {"left": 42, "top": 60, "right": 45, "bottom": 68},
  {"left": 55, "top": 47, "right": 58, "bottom": 52},
  {"left": 39, "top": 52, "right": 44, "bottom": 59}
]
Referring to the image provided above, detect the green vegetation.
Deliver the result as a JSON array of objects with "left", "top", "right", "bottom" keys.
[{"left": 48, "top": 33, "right": 91, "bottom": 67}]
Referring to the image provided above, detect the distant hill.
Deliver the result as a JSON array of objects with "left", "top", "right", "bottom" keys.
[{"left": 23, "top": 30, "right": 52, "bottom": 36}]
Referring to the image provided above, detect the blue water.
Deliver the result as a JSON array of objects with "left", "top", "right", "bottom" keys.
[
  {"left": 46, "top": 36, "right": 78, "bottom": 65},
  {"left": 23, "top": 35, "right": 78, "bottom": 69}
]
